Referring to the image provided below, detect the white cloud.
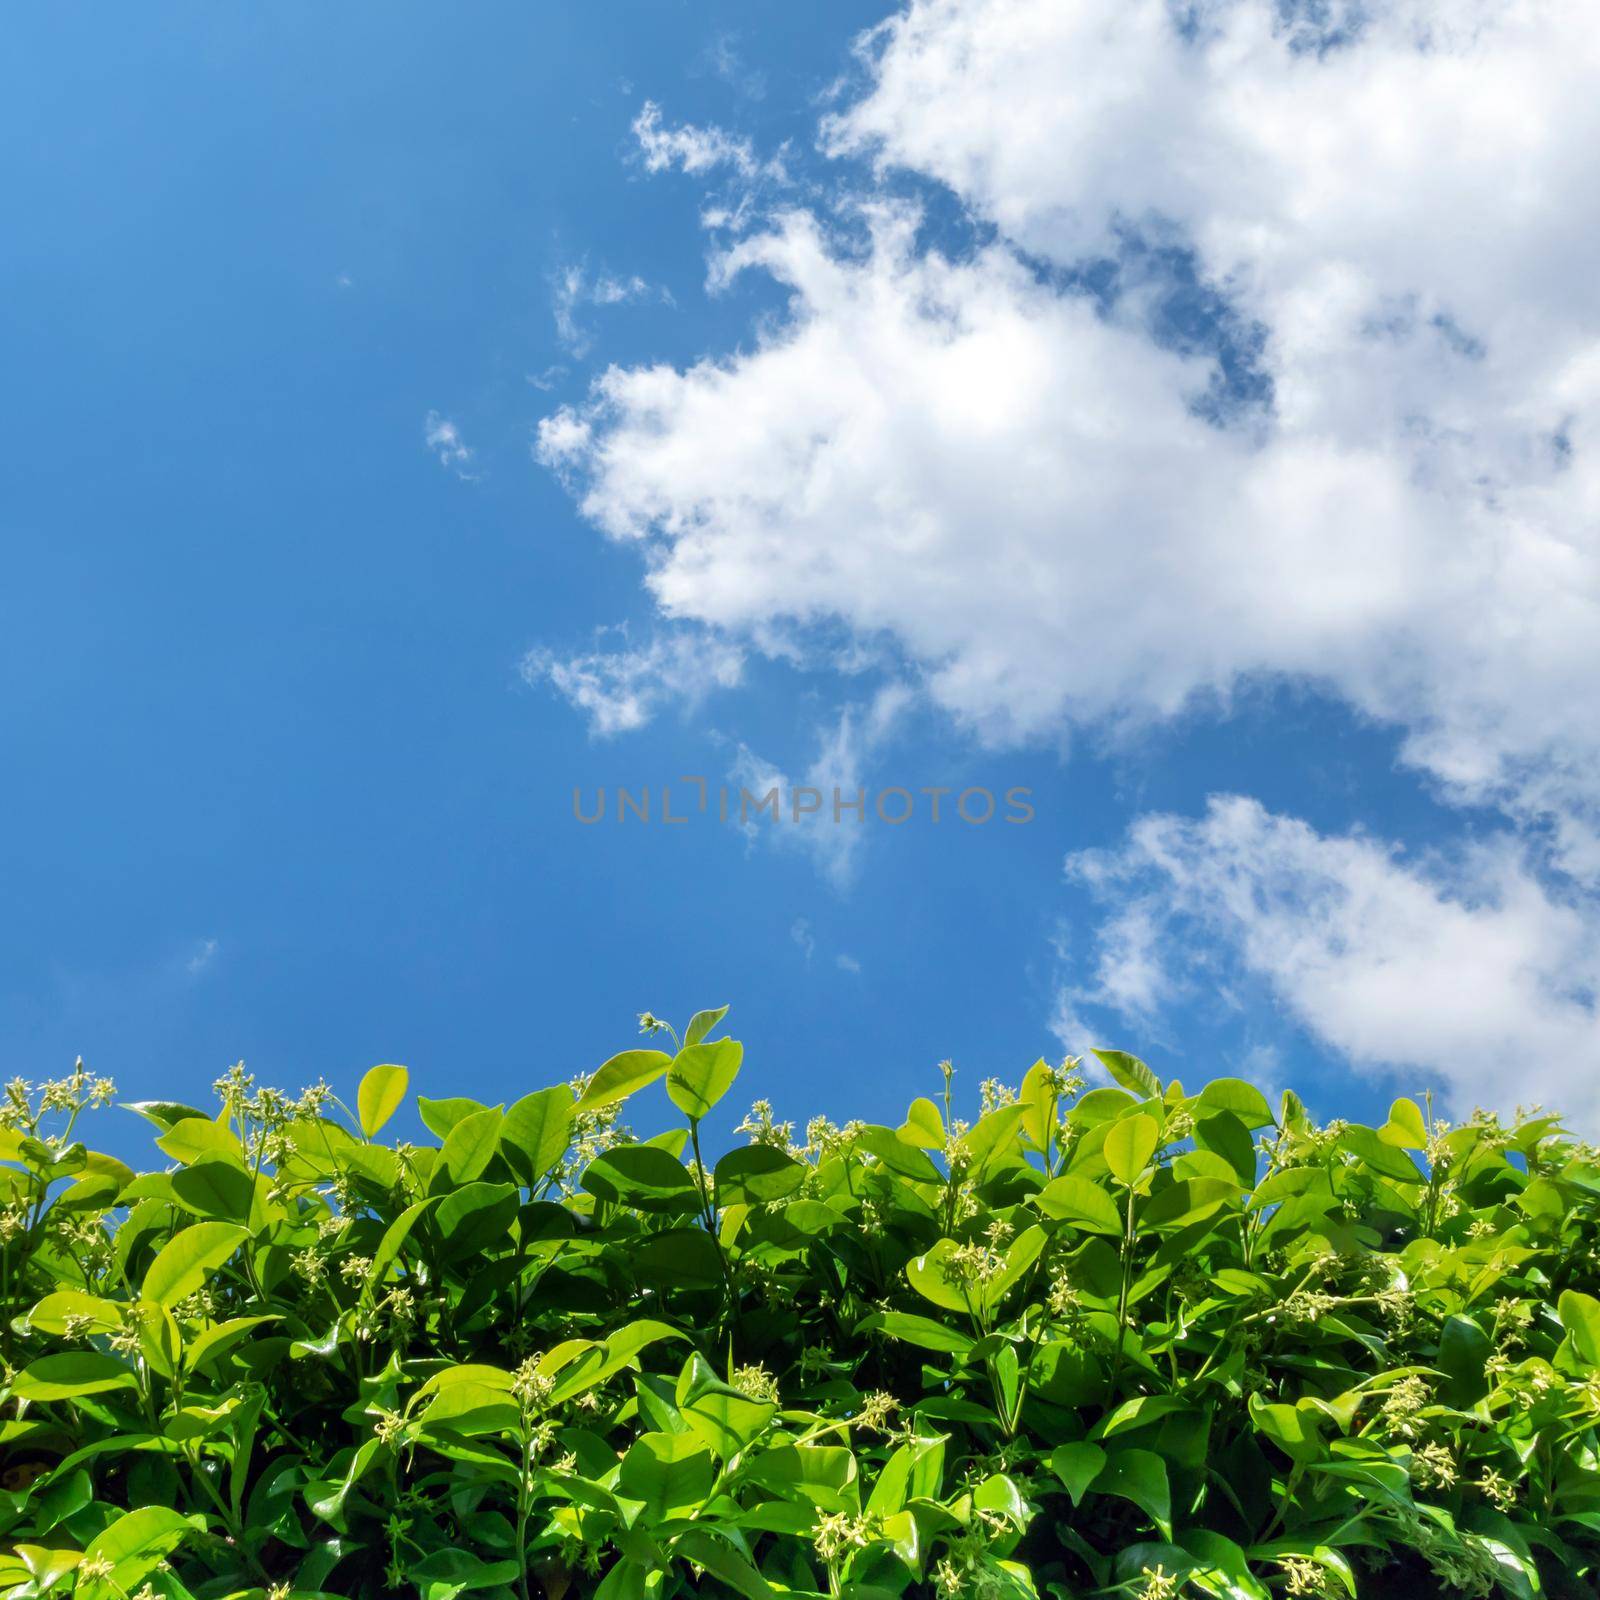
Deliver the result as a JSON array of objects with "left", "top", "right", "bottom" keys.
[
  {"left": 1062, "top": 796, "right": 1600, "bottom": 1127},
  {"left": 836, "top": 952, "right": 862, "bottom": 975},
  {"left": 538, "top": 0, "right": 1600, "bottom": 1099},
  {"left": 542, "top": 2, "right": 1600, "bottom": 877},
  {"left": 551, "top": 266, "right": 663, "bottom": 358},
  {"left": 791, "top": 917, "right": 816, "bottom": 962},
  {"left": 727, "top": 686, "right": 909, "bottom": 890},
  {"left": 186, "top": 937, "right": 219, "bottom": 977},
  {"left": 632, "top": 101, "right": 787, "bottom": 183},
  {"left": 424, "top": 411, "right": 476, "bottom": 477},
  {"left": 522, "top": 630, "right": 743, "bottom": 737}
]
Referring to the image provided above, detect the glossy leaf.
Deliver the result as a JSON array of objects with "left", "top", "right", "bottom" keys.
[
  {"left": 1036, "top": 1173, "right": 1123, "bottom": 1233},
  {"left": 575, "top": 1048, "right": 673, "bottom": 1111},
  {"left": 1104, "top": 1113, "right": 1160, "bottom": 1186},
  {"left": 1093, "top": 1048, "right": 1161, "bottom": 1099},
  {"left": 666, "top": 1037, "right": 744, "bottom": 1120},
  {"left": 141, "top": 1221, "right": 248, "bottom": 1308},
  {"left": 356, "top": 1063, "right": 408, "bottom": 1137},
  {"left": 500, "top": 1085, "right": 573, "bottom": 1184}
]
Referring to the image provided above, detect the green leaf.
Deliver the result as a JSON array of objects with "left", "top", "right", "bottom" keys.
[
  {"left": 982, "top": 1223, "right": 1047, "bottom": 1314},
  {"left": 1104, "top": 1113, "right": 1160, "bottom": 1186},
  {"left": 1559, "top": 1289, "right": 1600, "bottom": 1366},
  {"left": 357, "top": 1063, "right": 408, "bottom": 1137},
  {"left": 582, "top": 1145, "right": 702, "bottom": 1213},
  {"left": 441, "top": 1106, "right": 503, "bottom": 1183},
  {"left": 677, "top": 1353, "right": 776, "bottom": 1457},
  {"left": 1093, "top": 1447, "right": 1171, "bottom": 1539},
  {"left": 408, "top": 1549, "right": 522, "bottom": 1600},
  {"left": 500, "top": 1086, "right": 573, "bottom": 1184},
  {"left": 170, "top": 1158, "right": 255, "bottom": 1222},
  {"left": 141, "top": 1221, "right": 248, "bottom": 1308},
  {"left": 1142, "top": 1177, "right": 1238, "bottom": 1230},
  {"left": 1197, "top": 1078, "right": 1275, "bottom": 1129},
  {"left": 420, "top": 1381, "right": 521, "bottom": 1437},
  {"left": 618, "top": 1430, "right": 714, "bottom": 1523},
  {"left": 81, "top": 1507, "right": 196, "bottom": 1593},
  {"left": 974, "top": 1470, "right": 1030, "bottom": 1530},
  {"left": 1093, "top": 1049, "right": 1161, "bottom": 1099},
  {"left": 674, "top": 1530, "right": 775, "bottom": 1600},
  {"left": 1436, "top": 1314, "right": 1493, "bottom": 1405},
  {"left": 866, "top": 1437, "right": 946, "bottom": 1517},
  {"left": 368, "top": 1197, "right": 439, "bottom": 1289},
  {"left": 1073, "top": 1087, "right": 1139, "bottom": 1126},
  {"left": 1179, "top": 1531, "right": 1271, "bottom": 1600},
  {"left": 714, "top": 1143, "right": 806, "bottom": 1207},
  {"left": 684, "top": 1004, "right": 729, "bottom": 1047},
  {"left": 548, "top": 1319, "right": 687, "bottom": 1404},
  {"left": 855, "top": 1123, "right": 943, "bottom": 1183},
  {"left": 1279, "top": 1087, "right": 1311, "bottom": 1132},
  {"left": 22, "top": 1290, "right": 123, "bottom": 1337},
  {"left": 906, "top": 1239, "right": 978, "bottom": 1316},
  {"left": 156, "top": 1117, "right": 245, "bottom": 1165},
  {"left": 121, "top": 1100, "right": 210, "bottom": 1131},
  {"left": 1193, "top": 1111, "right": 1257, "bottom": 1186},
  {"left": 417, "top": 1095, "right": 487, "bottom": 1140},
  {"left": 576, "top": 1049, "right": 673, "bottom": 1111},
  {"left": 900, "top": 1095, "right": 946, "bottom": 1150},
  {"left": 1379, "top": 1096, "right": 1428, "bottom": 1149},
  {"left": 1036, "top": 1174, "right": 1123, "bottom": 1234},
  {"left": 632, "top": 1226, "right": 725, "bottom": 1289},
  {"left": 1249, "top": 1395, "right": 1326, "bottom": 1464},
  {"left": 964, "top": 1102, "right": 1028, "bottom": 1177},
  {"left": 666, "top": 1037, "right": 743, "bottom": 1120},
  {"left": 1340, "top": 1124, "right": 1425, "bottom": 1184},
  {"left": 12, "top": 1548, "right": 83, "bottom": 1591},
  {"left": 185, "top": 1315, "right": 279, "bottom": 1375},
  {"left": 434, "top": 1181, "right": 519, "bottom": 1254},
  {"left": 13, "top": 1352, "right": 137, "bottom": 1401},
  {"left": 870, "top": 1310, "right": 976, "bottom": 1355}
]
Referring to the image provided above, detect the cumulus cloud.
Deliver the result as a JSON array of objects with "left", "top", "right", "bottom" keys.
[
  {"left": 537, "top": 0, "right": 1600, "bottom": 1081},
  {"left": 820, "top": 0, "right": 1600, "bottom": 857},
  {"left": 1061, "top": 796, "right": 1600, "bottom": 1127},
  {"left": 544, "top": 2, "right": 1600, "bottom": 872},
  {"left": 521, "top": 630, "right": 743, "bottom": 737}
]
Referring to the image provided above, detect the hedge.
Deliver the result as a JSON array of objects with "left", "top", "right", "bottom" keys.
[{"left": 2, "top": 1007, "right": 1599, "bottom": 1599}]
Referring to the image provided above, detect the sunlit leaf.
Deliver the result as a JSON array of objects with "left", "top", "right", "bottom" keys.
[{"left": 357, "top": 1063, "right": 409, "bottom": 1137}]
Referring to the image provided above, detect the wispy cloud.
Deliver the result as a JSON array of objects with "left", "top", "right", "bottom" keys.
[
  {"left": 522, "top": 629, "right": 743, "bottom": 738},
  {"left": 727, "top": 685, "right": 910, "bottom": 891},
  {"left": 551, "top": 266, "right": 667, "bottom": 358},
  {"left": 186, "top": 937, "right": 219, "bottom": 978},
  {"left": 631, "top": 101, "right": 787, "bottom": 183},
  {"left": 696, "top": 32, "right": 767, "bottom": 100},
  {"left": 423, "top": 412, "right": 477, "bottom": 479}
]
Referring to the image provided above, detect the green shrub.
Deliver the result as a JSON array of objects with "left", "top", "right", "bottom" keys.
[{"left": 2, "top": 1010, "right": 1599, "bottom": 1600}]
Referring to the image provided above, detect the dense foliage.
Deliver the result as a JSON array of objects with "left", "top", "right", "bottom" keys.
[{"left": 3, "top": 1011, "right": 1600, "bottom": 1600}]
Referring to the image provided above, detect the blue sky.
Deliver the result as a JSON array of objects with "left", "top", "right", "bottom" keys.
[{"left": 6, "top": 1, "right": 1599, "bottom": 1158}]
